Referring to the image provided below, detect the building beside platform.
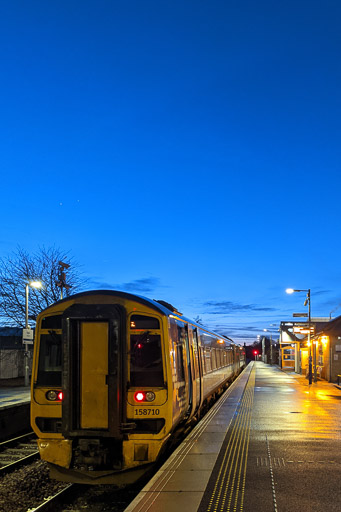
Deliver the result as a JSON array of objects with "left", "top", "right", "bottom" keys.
[
  {"left": 312, "top": 316, "right": 341, "bottom": 382},
  {"left": 0, "top": 327, "right": 27, "bottom": 380},
  {"left": 279, "top": 316, "right": 341, "bottom": 382}
]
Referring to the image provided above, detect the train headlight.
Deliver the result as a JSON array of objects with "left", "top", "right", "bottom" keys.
[
  {"left": 134, "top": 391, "right": 156, "bottom": 402},
  {"left": 145, "top": 391, "right": 155, "bottom": 402},
  {"left": 46, "top": 390, "right": 63, "bottom": 401}
]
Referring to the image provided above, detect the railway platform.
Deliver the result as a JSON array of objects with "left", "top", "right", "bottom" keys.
[
  {"left": 0, "top": 387, "right": 30, "bottom": 410},
  {"left": 125, "top": 361, "right": 341, "bottom": 512},
  {"left": 0, "top": 387, "right": 31, "bottom": 439}
]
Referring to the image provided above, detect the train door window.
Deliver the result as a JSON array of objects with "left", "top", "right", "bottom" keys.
[
  {"left": 223, "top": 350, "right": 227, "bottom": 366},
  {"left": 130, "top": 314, "right": 163, "bottom": 387},
  {"left": 192, "top": 328, "right": 200, "bottom": 377},
  {"left": 176, "top": 325, "right": 186, "bottom": 381},
  {"left": 37, "top": 332, "right": 62, "bottom": 386}
]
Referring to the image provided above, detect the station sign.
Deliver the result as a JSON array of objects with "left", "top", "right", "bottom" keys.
[
  {"left": 22, "top": 328, "right": 34, "bottom": 344},
  {"left": 293, "top": 313, "right": 308, "bottom": 318},
  {"left": 293, "top": 326, "right": 315, "bottom": 334}
]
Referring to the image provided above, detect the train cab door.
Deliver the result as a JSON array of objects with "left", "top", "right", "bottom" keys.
[
  {"left": 79, "top": 321, "right": 109, "bottom": 429},
  {"left": 62, "top": 304, "right": 126, "bottom": 439}
]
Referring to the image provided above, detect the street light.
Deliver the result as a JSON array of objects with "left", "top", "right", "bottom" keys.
[
  {"left": 24, "top": 280, "right": 43, "bottom": 386},
  {"left": 286, "top": 288, "right": 313, "bottom": 384},
  {"left": 263, "top": 329, "right": 273, "bottom": 364}
]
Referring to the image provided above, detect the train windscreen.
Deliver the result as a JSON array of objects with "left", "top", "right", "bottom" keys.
[
  {"left": 37, "top": 331, "right": 62, "bottom": 386},
  {"left": 130, "top": 333, "right": 163, "bottom": 386}
]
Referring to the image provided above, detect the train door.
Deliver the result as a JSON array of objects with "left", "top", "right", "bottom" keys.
[
  {"left": 80, "top": 322, "right": 108, "bottom": 428},
  {"left": 191, "top": 327, "right": 201, "bottom": 411},
  {"left": 62, "top": 304, "right": 126, "bottom": 438},
  {"left": 183, "top": 325, "right": 193, "bottom": 414}
]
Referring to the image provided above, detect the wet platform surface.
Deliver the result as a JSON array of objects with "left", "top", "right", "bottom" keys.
[{"left": 125, "top": 362, "right": 341, "bottom": 512}]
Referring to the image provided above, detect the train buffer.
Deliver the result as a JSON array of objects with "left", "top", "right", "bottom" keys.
[{"left": 125, "top": 362, "right": 341, "bottom": 512}]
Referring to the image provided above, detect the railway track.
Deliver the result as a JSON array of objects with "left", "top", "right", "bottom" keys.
[
  {"left": 27, "top": 483, "right": 75, "bottom": 512},
  {"left": 24, "top": 481, "right": 142, "bottom": 512},
  {"left": 0, "top": 432, "right": 39, "bottom": 475},
  {"left": 0, "top": 433, "right": 141, "bottom": 512}
]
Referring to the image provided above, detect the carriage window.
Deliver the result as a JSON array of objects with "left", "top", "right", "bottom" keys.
[
  {"left": 205, "top": 347, "right": 212, "bottom": 373},
  {"left": 130, "top": 315, "right": 160, "bottom": 329},
  {"left": 216, "top": 349, "right": 221, "bottom": 368},
  {"left": 37, "top": 332, "right": 62, "bottom": 386},
  {"left": 211, "top": 349, "right": 217, "bottom": 370},
  {"left": 130, "top": 333, "right": 163, "bottom": 386}
]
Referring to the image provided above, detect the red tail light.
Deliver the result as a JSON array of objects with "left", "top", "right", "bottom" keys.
[
  {"left": 57, "top": 391, "right": 64, "bottom": 401},
  {"left": 135, "top": 392, "right": 145, "bottom": 402},
  {"left": 134, "top": 391, "right": 156, "bottom": 402}
]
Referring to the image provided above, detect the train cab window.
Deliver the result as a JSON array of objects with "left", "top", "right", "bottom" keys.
[
  {"left": 130, "top": 318, "right": 163, "bottom": 386},
  {"left": 41, "top": 315, "right": 62, "bottom": 329},
  {"left": 37, "top": 332, "right": 62, "bottom": 386}
]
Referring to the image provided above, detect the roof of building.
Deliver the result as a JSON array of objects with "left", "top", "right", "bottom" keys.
[{"left": 315, "top": 315, "right": 341, "bottom": 336}]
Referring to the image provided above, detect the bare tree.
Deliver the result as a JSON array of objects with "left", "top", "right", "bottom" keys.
[{"left": 0, "top": 247, "right": 86, "bottom": 327}]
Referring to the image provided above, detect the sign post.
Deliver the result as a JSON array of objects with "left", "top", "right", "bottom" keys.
[{"left": 22, "top": 328, "right": 34, "bottom": 387}]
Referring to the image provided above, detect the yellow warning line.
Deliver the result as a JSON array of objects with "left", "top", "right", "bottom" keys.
[{"left": 207, "top": 365, "right": 256, "bottom": 512}]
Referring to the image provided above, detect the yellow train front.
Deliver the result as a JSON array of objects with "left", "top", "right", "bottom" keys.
[{"left": 31, "top": 290, "right": 245, "bottom": 485}]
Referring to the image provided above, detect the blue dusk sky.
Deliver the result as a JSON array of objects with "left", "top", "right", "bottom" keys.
[{"left": 1, "top": 1, "right": 341, "bottom": 343}]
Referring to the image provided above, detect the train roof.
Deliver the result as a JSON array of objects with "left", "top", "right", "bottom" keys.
[{"left": 40, "top": 289, "right": 237, "bottom": 345}]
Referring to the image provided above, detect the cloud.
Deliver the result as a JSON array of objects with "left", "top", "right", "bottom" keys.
[
  {"left": 116, "top": 277, "right": 160, "bottom": 293},
  {"left": 203, "top": 300, "right": 277, "bottom": 314},
  {"left": 313, "top": 289, "right": 331, "bottom": 296},
  {"left": 83, "top": 279, "right": 116, "bottom": 290},
  {"left": 82, "top": 276, "right": 161, "bottom": 294}
]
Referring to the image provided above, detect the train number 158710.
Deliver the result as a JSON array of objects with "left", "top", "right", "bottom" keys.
[{"left": 134, "top": 408, "right": 160, "bottom": 416}]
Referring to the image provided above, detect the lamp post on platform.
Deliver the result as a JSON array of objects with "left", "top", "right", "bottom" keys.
[
  {"left": 24, "top": 280, "right": 42, "bottom": 386},
  {"left": 263, "top": 329, "right": 273, "bottom": 364},
  {"left": 286, "top": 288, "right": 313, "bottom": 384}
]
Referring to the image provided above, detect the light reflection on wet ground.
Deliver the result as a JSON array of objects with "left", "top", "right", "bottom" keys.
[
  {"left": 251, "top": 364, "right": 341, "bottom": 440},
  {"left": 244, "top": 362, "right": 341, "bottom": 512}
]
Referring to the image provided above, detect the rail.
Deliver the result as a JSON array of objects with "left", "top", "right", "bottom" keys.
[{"left": 0, "top": 431, "right": 39, "bottom": 475}]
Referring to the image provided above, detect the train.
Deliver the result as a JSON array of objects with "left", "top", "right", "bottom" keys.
[{"left": 30, "top": 290, "right": 246, "bottom": 485}]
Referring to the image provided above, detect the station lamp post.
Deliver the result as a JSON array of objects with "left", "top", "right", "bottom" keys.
[
  {"left": 24, "top": 280, "right": 43, "bottom": 386},
  {"left": 263, "top": 329, "right": 273, "bottom": 364},
  {"left": 286, "top": 288, "right": 313, "bottom": 385}
]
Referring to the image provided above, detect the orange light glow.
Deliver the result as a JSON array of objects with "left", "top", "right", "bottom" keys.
[{"left": 321, "top": 336, "right": 329, "bottom": 346}]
